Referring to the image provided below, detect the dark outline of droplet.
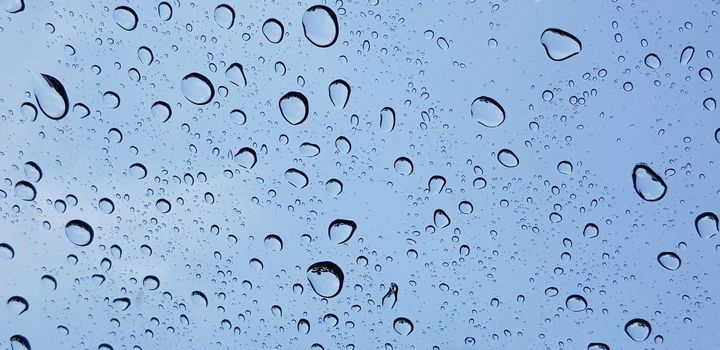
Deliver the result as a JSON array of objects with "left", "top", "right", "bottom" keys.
[
  {"left": 695, "top": 212, "right": 719, "bottom": 239},
  {"left": 114, "top": 6, "right": 138, "bottom": 31},
  {"left": 328, "top": 219, "right": 357, "bottom": 244},
  {"left": 540, "top": 28, "right": 582, "bottom": 62},
  {"left": 35, "top": 74, "right": 69, "bottom": 120},
  {"left": 5, "top": 0, "right": 24, "bottom": 13},
  {"left": 329, "top": 79, "right": 351, "bottom": 108},
  {"left": 9, "top": 334, "right": 31, "bottom": 350},
  {"left": 306, "top": 261, "right": 344, "bottom": 298},
  {"left": 181, "top": 73, "right": 215, "bottom": 105},
  {"left": 234, "top": 147, "right": 257, "bottom": 169},
  {"left": 631, "top": 163, "right": 667, "bottom": 202},
  {"left": 625, "top": 318, "right": 651, "bottom": 342},
  {"left": 214, "top": 4, "right": 235, "bottom": 29},
  {"left": 262, "top": 18, "right": 285, "bottom": 44},
  {"left": 24, "top": 161, "right": 42, "bottom": 182},
  {"left": 278, "top": 91, "right": 309, "bottom": 125},
  {"left": 470, "top": 96, "right": 505, "bottom": 128},
  {"left": 14, "top": 181, "right": 36, "bottom": 201},
  {"left": 138, "top": 46, "right": 153, "bottom": 65},
  {"left": 151, "top": 101, "right": 172, "bottom": 122},
  {"left": 113, "top": 297, "right": 131, "bottom": 311},
  {"left": 285, "top": 168, "right": 309, "bottom": 188},
  {"left": 393, "top": 317, "right": 414, "bottom": 335},
  {"left": 64, "top": 219, "right": 94, "bottom": 247},
  {"left": 657, "top": 252, "right": 681, "bottom": 270},
  {"left": 0, "top": 243, "right": 15, "bottom": 259},
  {"left": 302, "top": 5, "right": 339, "bottom": 48},
  {"left": 158, "top": 2, "right": 172, "bottom": 21}
]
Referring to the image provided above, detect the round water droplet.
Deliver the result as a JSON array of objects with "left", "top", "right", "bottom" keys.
[
  {"left": 699, "top": 67, "right": 713, "bottom": 81},
  {"left": 297, "top": 319, "right": 310, "bottom": 334},
  {"left": 329, "top": 79, "right": 351, "bottom": 109},
  {"left": 695, "top": 212, "right": 719, "bottom": 239},
  {"left": 32, "top": 73, "right": 69, "bottom": 120},
  {"left": 191, "top": 291, "right": 208, "bottom": 307},
  {"left": 644, "top": 53, "right": 661, "bottom": 69},
  {"left": 325, "top": 179, "right": 343, "bottom": 196},
  {"left": 103, "top": 91, "right": 120, "bottom": 109},
  {"left": 262, "top": 18, "right": 284, "bottom": 43},
  {"left": 158, "top": 2, "right": 172, "bottom": 21},
  {"left": 557, "top": 161, "right": 572, "bottom": 174},
  {"left": 7, "top": 296, "right": 29, "bottom": 315},
  {"left": 0, "top": 243, "right": 15, "bottom": 260},
  {"left": 458, "top": 201, "right": 473, "bottom": 214},
  {"left": 143, "top": 275, "right": 160, "bottom": 290},
  {"left": 285, "top": 168, "right": 309, "bottom": 188},
  {"left": 41, "top": 275, "right": 56, "bottom": 290},
  {"left": 279, "top": 92, "right": 309, "bottom": 125},
  {"left": 657, "top": 252, "right": 681, "bottom": 270},
  {"left": 306, "top": 261, "right": 344, "bottom": 298},
  {"left": 541, "top": 28, "right": 582, "bottom": 61},
  {"left": 300, "top": 142, "right": 320, "bottom": 157},
  {"left": 625, "top": 318, "right": 651, "bottom": 342},
  {"left": 583, "top": 223, "right": 599, "bottom": 238},
  {"left": 704, "top": 97, "right": 716, "bottom": 111},
  {"left": 393, "top": 317, "right": 414, "bottom": 335},
  {"left": 632, "top": 164, "right": 666, "bottom": 201},
  {"left": 23, "top": 161, "right": 42, "bottom": 182},
  {"left": 434, "top": 209, "right": 450, "bottom": 227},
  {"left": 181, "top": 73, "right": 214, "bottom": 105},
  {"left": 234, "top": 147, "right": 257, "bottom": 169},
  {"left": 335, "top": 136, "right": 351, "bottom": 154},
  {"left": 264, "top": 234, "right": 283, "bottom": 251},
  {"left": 565, "top": 294, "right": 587, "bottom": 312},
  {"left": 64, "top": 220, "right": 93, "bottom": 246},
  {"left": 328, "top": 219, "right": 357, "bottom": 244},
  {"left": 229, "top": 109, "right": 247, "bottom": 125},
  {"left": 3, "top": 0, "right": 24, "bottom": 13},
  {"left": 225, "top": 63, "right": 246, "bottom": 87},
  {"left": 302, "top": 5, "right": 339, "bottom": 48},
  {"left": 214, "top": 4, "right": 235, "bottom": 29},
  {"left": 680, "top": 46, "right": 694, "bottom": 65},
  {"left": 20, "top": 102, "right": 37, "bottom": 121},
  {"left": 470, "top": 96, "right": 505, "bottom": 127},
  {"left": 151, "top": 101, "right": 171, "bottom": 122},
  {"left": 98, "top": 198, "right": 114, "bottom": 214},
  {"left": 380, "top": 107, "right": 396, "bottom": 132},
  {"left": 155, "top": 199, "right": 171, "bottom": 213},
  {"left": 129, "top": 163, "right": 147, "bottom": 179},
  {"left": 113, "top": 6, "right": 138, "bottom": 31},
  {"left": 14, "top": 181, "right": 36, "bottom": 201},
  {"left": 428, "top": 175, "right": 446, "bottom": 193},
  {"left": 497, "top": 149, "right": 519, "bottom": 167},
  {"left": 394, "top": 157, "right": 413, "bottom": 175}
]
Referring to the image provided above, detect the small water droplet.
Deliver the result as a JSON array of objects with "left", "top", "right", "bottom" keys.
[
  {"left": 143, "top": 275, "right": 160, "bottom": 290},
  {"left": 394, "top": 157, "right": 413, "bottom": 175},
  {"left": 14, "top": 181, "right": 36, "bottom": 201},
  {"left": 704, "top": 97, "right": 716, "bottom": 111},
  {"left": 264, "top": 234, "right": 283, "bottom": 251},
  {"left": 129, "top": 163, "right": 147, "bottom": 179},
  {"left": 138, "top": 46, "right": 153, "bottom": 65},
  {"left": 98, "top": 198, "right": 114, "bottom": 214},
  {"left": 565, "top": 294, "right": 587, "bottom": 312},
  {"left": 428, "top": 175, "right": 446, "bottom": 193},
  {"left": 382, "top": 283, "right": 398, "bottom": 309},
  {"left": 158, "top": 2, "right": 172, "bottom": 21},
  {"left": 0, "top": 243, "right": 15, "bottom": 260},
  {"left": 151, "top": 101, "right": 172, "bottom": 122},
  {"left": 583, "top": 223, "right": 599, "bottom": 238},
  {"left": 262, "top": 18, "right": 284, "bottom": 43},
  {"left": 325, "top": 179, "right": 343, "bottom": 196},
  {"left": 380, "top": 107, "right": 396, "bottom": 132},
  {"left": 225, "top": 63, "right": 246, "bottom": 87},
  {"left": 557, "top": 161, "right": 572, "bottom": 174},
  {"left": 329, "top": 79, "right": 351, "bottom": 109},
  {"left": 191, "top": 290, "right": 208, "bottom": 307},
  {"left": 680, "top": 46, "right": 694, "bottom": 65},
  {"left": 699, "top": 67, "right": 713, "bottom": 81},
  {"left": 7, "top": 296, "right": 29, "bottom": 315},
  {"left": 155, "top": 199, "right": 171, "bottom": 213},
  {"left": 234, "top": 147, "right": 257, "bottom": 169},
  {"left": 328, "top": 219, "right": 357, "bottom": 244},
  {"left": 644, "top": 53, "right": 661, "bottom": 69},
  {"left": 285, "top": 168, "right": 309, "bottom": 188},
  {"left": 434, "top": 209, "right": 450, "bottom": 228}
]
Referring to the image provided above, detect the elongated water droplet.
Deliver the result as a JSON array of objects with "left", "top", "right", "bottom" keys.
[
  {"left": 632, "top": 164, "right": 666, "bottom": 201},
  {"left": 262, "top": 18, "right": 284, "bottom": 43},
  {"left": 328, "top": 219, "right": 357, "bottom": 244},
  {"left": 113, "top": 6, "right": 138, "bottom": 31},
  {"left": 380, "top": 107, "right": 396, "bottom": 132},
  {"left": 695, "top": 212, "right": 719, "bottom": 239},
  {"left": 32, "top": 73, "right": 69, "bottom": 120},
  {"left": 214, "top": 4, "right": 235, "bottom": 29},
  {"left": 329, "top": 79, "right": 350, "bottom": 109},
  {"left": 434, "top": 209, "right": 450, "bottom": 228},
  {"left": 158, "top": 2, "right": 172, "bottom": 21},
  {"left": 23, "top": 161, "right": 42, "bottom": 182},
  {"left": 625, "top": 318, "right": 651, "bottom": 342},
  {"left": 393, "top": 317, "right": 414, "bottom": 335},
  {"left": 234, "top": 147, "right": 257, "bottom": 169},
  {"left": 657, "top": 252, "right": 681, "bottom": 270},
  {"left": 3, "top": 0, "right": 24, "bottom": 13},
  {"left": 680, "top": 46, "right": 694, "bottom": 65},
  {"left": 471, "top": 96, "right": 505, "bottom": 127},
  {"left": 382, "top": 283, "right": 398, "bottom": 309},
  {"left": 428, "top": 175, "right": 446, "bottom": 193},
  {"left": 181, "top": 73, "right": 214, "bottom": 105},
  {"left": 138, "top": 46, "right": 153, "bottom": 65},
  {"left": 285, "top": 168, "right": 309, "bottom": 188},
  {"left": 497, "top": 149, "right": 519, "bottom": 167},
  {"left": 541, "top": 28, "right": 582, "bottom": 61},
  {"left": 14, "top": 181, "right": 36, "bottom": 201},
  {"left": 225, "top": 63, "right": 246, "bottom": 87},
  {"left": 64, "top": 220, "right": 93, "bottom": 246},
  {"left": 302, "top": 5, "right": 339, "bottom": 48},
  {"left": 10, "top": 335, "right": 31, "bottom": 350},
  {"left": 279, "top": 92, "right": 309, "bottom": 125},
  {"left": 306, "top": 261, "right": 344, "bottom": 298}
]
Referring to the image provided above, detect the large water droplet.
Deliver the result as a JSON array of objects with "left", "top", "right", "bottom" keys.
[
  {"left": 264, "top": 234, "right": 283, "bottom": 251},
  {"left": 470, "top": 96, "right": 505, "bottom": 127},
  {"left": 394, "top": 157, "right": 413, "bottom": 175},
  {"left": 23, "top": 161, "right": 42, "bottom": 182},
  {"left": 155, "top": 199, "right": 171, "bottom": 213},
  {"left": 158, "top": 2, "right": 172, "bottom": 21},
  {"left": 382, "top": 283, "right": 398, "bottom": 309},
  {"left": 151, "top": 101, "right": 172, "bottom": 122},
  {"left": 632, "top": 164, "right": 666, "bottom": 201},
  {"left": 497, "top": 149, "right": 519, "bottom": 167},
  {"left": 644, "top": 53, "right": 661, "bottom": 69},
  {"left": 279, "top": 92, "right": 309, "bottom": 125},
  {"left": 129, "top": 163, "right": 147, "bottom": 179},
  {"left": 625, "top": 318, "right": 651, "bottom": 342},
  {"left": 325, "top": 179, "right": 343, "bottom": 196},
  {"left": 0, "top": 243, "right": 15, "bottom": 260},
  {"left": 428, "top": 175, "right": 446, "bottom": 193},
  {"left": 328, "top": 219, "right": 357, "bottom": 244},
  {"left": 380, "top": 107, "right": 396, "bottom": 132},
  {"left": 214, "top": 4, "right": 235, "bottom": 29},
  {"left": 557, "top": 161, "right": 573, "bottom": 174},
  {"left": 181, "top": 73, "right": 214, "bottom": 105},
  {"left": 262, "top": 18, "right": 284, "bottom": 43},
  {"left": 3, "top": 0, "right": 24, "bottom": 13},
  {"left": 7, "top": 296, "right": 29, "bottom": 315},
  {"left": 680, "top": 46, "right": 694, "bottom": 65},
  {"left": 541, "top": 28, "right": 582, "bottom": 61},
  {"left": 32, "top": 73, "right": 69, "bottom": 120},
  {"left": 302, "top": 5, "right": 339, "bottom": 48},
  {"left": 657, "top": 252, "right": 681, "bottom": 270},
  {"left": 143, "top": 275, "right": 160, "bottom": 290},
  {"left": 695, "top": 212, "right": 719, "bottom": 239},
  {"left": 393, "top": 317, "right": 414, "bottom": 335},
  {"left": 191, "top": 291, "right": 208, "bottom": 307},
  {"left": 14, "top": 181, "right": 36, "bottom": 201},
  {"left": 285, "top": 168, "right": 309, "bottom": 188},
  {"left": 9, "top": 335, "right": 31, "bottom": 350},
  {"left": 329, "top": 79, "right": 351, "bottom": 109},
  {"left": 433, "top": 209, "right": 450, "bottom": 228},
  {"left": 64, "top": 220, "right": 93, "bottom": 246},
  {"left": 565, "top": 294, "right": 587, "bottom": 312},
  {"left": 225, "top": 63, "right": 246, "bottom": 87},
  {"left": 234, "top": 147, "right": 257, "bottom": 169},
  {"left": 306, "top": 261, "right": 344, "bottom": 298},
  {"left": 113, "top": 6, "right": 138, "bottom": 31}
]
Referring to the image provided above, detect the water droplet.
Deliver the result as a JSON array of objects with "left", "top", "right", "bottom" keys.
[
  {"left": 103, "top": 91, "right": 120, "bottom": 109},
  {"left": 632, "top": 164, "right": 667, "bottom": 201},
  {"left": 129, "top": 163, "right": 147, "bottom": 179},
  {"left": 680, "top": 46, "right": 694, "bottom": 65},
  {"left": 98, "top": 198, "right": 114, "bottom": 214},
  {"left": 306, "top": 261, "right": 344, "bottom": 298},
  {"left": 394, "top": 157, "right": 413, "bottom": 175},
  {"left": 458, "top": 201, "right": 473, "bottom": 214},
  {"left": 138, "top": 46, "right": 153, "bottom": 65},
  {"left": 7, "top": 296, "right": 28, "bottom": 315},
  {"left": 695, "top": 212, "right": 719, "bottom": 239},
  {"left": 302, "top": 5, "right": 339, "bottom": 48},
  {"left": 113, "top": 6, "right": 138, "bottom": 31},
  {"left": 300, "top": 142, "right": 320, "bottom": 157},
  {"left": 20, "top": 102, "right": 37, "bottom": 121},
  {"left": 380, "top": 107, "right": 396, "bottom": 132},
  {"left": 497, "top": 149, "right": 519, "bottom": 167},
  {"left": 285, "top": 168, "right": 309, "bottom": 188},
  {"left": 225, "top": 63, "right": 246, "bottom": 87},
  {"left": 143, "top": 275, "right": 160, "bottom": 290},
  {"left": 557, "top": 161, "right": 572, "bottom": 174},
  {"left": 279, "top": 92, "right": 309, "bottom": 125},
  {"left": 587, "top": 343, "right": 610, "bottom": 350},
  {"left": 41, "top": 275, "right": 56, "bottom": 290},
  {"left": 583, "top": 223, "right": 599, "bottom": 238},
  {"left": 382, "top": 283, "right": 398, "bottom": 309},
  {"left": 158, "top": 2, "right": 172, "bottom": 21},
  {"left": 155, "top": 199, "right": 171, "bottom": 213},
  {"left": 428, "top": 175, "right": 446, "bottom": 193},
  {"left": 470, "top": 96, "right": 505, "bottom": 127},
  {"left": 335, "top": 136, "right": 351, "bottom": 154},
  {"left": 14, "top": 181, "right": 36, "bottom": 201},
  {"left": 214, "top": 4, "right": 235, "bottom": 29},
  {"left": 393, "top": 317, "right": 414, "bottom": 335},
  {"left": 329, "top": 79, "right": 351, "bottom": 109},
  {"left": 181, "top": 73, "right": 214, "bottom": 105},
  {"left": 657, "top": 252, "right": 681, "bottom": 270},
  {"left": 191, "top": 291, "right": 208, "bottom": 307},
  {"left": 325, "top": 179, "right": 343, "bottom": 196},
  {"left": 64, "top": 220, "right": 93, "bottom": 246},
  {"left": 264, "top": 234, "right": 283, "bottom": 251},
  {"left": 625, "top": 318, "right": 651, "bottom": 342},
  {"left": 9, "top": 335, "right": 30, "bottom": 350},
  {"left": 151, "top": 101, "right": 172, "bottom": 122},
  {"left": 644, "top": 53, "right": 661, "bottom": 69},
  {"left": 3, "top": 0, "right": 24, "bottom": 13},
  {"left": 234, "top": 147, "right": 257, "bottom": 169},
  {"left": 328, "top": 219, "right": 357, "bottom": 244},
  {"left": 699, "top": 67, "right": 713, "bottom": 81},
  {"left": 32, "top": 73, "right": 69, "bottom": 120},
  {"left": 434, "top": 209, "right": 450, "bottom": 228},
  {"left": 0, "top": 243, "right": 15, "bottom": 260},
  {"left": 297, "top": 319, "right": 310, "bottom": 334},
  {"left": 541, "top": 28, "right": 582, "bottom": 61},
  {"left": 565, "top": 294, "right": 587, "bottom": 312},
  {"left": 262, "top": 18, "right": 284, "bottom": 43},
  {"left": 704, "top": 97, "right": 716, "bottom": 111}
]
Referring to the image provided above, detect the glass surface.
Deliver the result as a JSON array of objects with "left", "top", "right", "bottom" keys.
[{"left": 0, "top": 1, "right": 718, "bottom": 349}]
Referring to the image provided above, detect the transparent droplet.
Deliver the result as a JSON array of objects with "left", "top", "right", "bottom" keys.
[
  {"left": 470, "top": 96, "right": 505, "bottom": 127},
  {"left": 129, "top": 163, "right": 147, "bottom": 179},
  {"left": 380, "top": 107, "right": 396, "bottom": 132},
  {"left": 279, "top": 92, "right": 309, "bottom": 125},
  {"left": 41, "top": 275, "right": 57, "bottom": 290},
  {"left": 158, "top": 2, "right": 172, "bottom": 21},
  {"left": 382, "top": 283, "right": 398, "bottom": 309},
  {"left": 14, "top": 181, "right": 36, "bottom": 201},
  {"left": 302, "top": 5, "right": 339, "bottom": 48},
  {"left": 102, "top": 91, "right": 120, "bottom": 109},
  {"left": 32, "top": 73, "right": 69, "bottom": 120},
  {"left": 155, "top": 199, "right": 171, "bottom": 213},
  {"left": 9, "top": 335, "right": 31, "bottom": 350},
  {"left": 704, "top": 97, "right": 716, "bottom": 111},
  {"left": 151, "top": 101, "right": 171, "bottom": 122},
  {"left": 7, "top": 296, "right": 29, "bottom": 315},
  {"left": 191, "top": 291, "right": 208, "bottom": 307},
  {"left": 394, "top": 157, "right": 413, "bottom": 175},
  {"left": 64, "top": 220, "right": 94, "bottom": 246},
  {"left": 458, "top": 201, "right": 473, "bottom": 214},
  {"left": 214, "top": 4, "right": 235, "bottom": 29},
  {"left": 98, "top": 198, "right": 114, "bottom": 214},
  {"left": 680, "top": 46, "right": 694, "bottom": 65},
  {"left": 306, "top": 261, "right": 344, "bottom": 298},
  {"left": 497, "top": 149, "right": 519, "bottom": 167},
  {"left": 328, "top": 219, "right": 357, "bottom": 244},
  {"left": 428, "top": 175, "right": 446, "bottom": 193},
  {"left": 541, "top": 28, "right": 582, "bottom": 61},
  {"left": 557, "top": 161, "right": 572, "bottom": 174},
  {"left": 234, "top": 147, "right": 257, "bottom": 169},
  {"left": 113, "top": 6, "right": 138, "bottom": 31},
  {"left": 0, "top": 243, "right": 15, "bottom": 260},
  {"left": 264, "top": 234, "right": 283, "bottom": 251},
  {"left": 393, "top": 317, "right": 414, "bottom": 335},
  {"left": 329, "top": 79, "right": 351, "bottom": 109},
  {"left": 262, "top": 18, "right": 284, "bottom": 43},
  {"left": 225, "top": 63, "right": 246, "bottom": 87},
  {"left": 565, "top": 294, "right": 587, "bottom": 312},
  {"left": 325, "top": 179, "right": 343, "bottom": 196},
  {"left": 143, "top": 275, "right": 160, "bottom": 290},
  {"left": 583, "top": 223, "right": 599, "bottom": 238},
  {"left": 587, "top": 343, "right": 610, "bottom": 350},
  {"left": 3, "top": 0, "right": 24, "bottom": 13},
  {"left": 644, "top": 53, "right": 661, "bottom": 69},
  {"left": 138, "top": 46, "right": 153, "bottom": 65},
  {"left": 297, "top": 319, "right": 310, "bottom": 334},
  {"left": 699, "top": 67, "right": 713, "bottom": 81},
  {"left": 181, "top": 73, "right": 214, "bottom": 105},
  {"left": 632, "top": 164, "right": 667, "bottom": 201},
  {"left": 434, "top": 209, "right": 450, "bottom": 228},
  {"left": 625, "top": 318, "right": 651, "bottom": 342},
  {"left": 695, "top": 212, "right": 719, "bottom": 239},
  {"left": 284, "top": 168, "right": 309, "bottom": 188},
  {"left": 657, "top": 252, "right": 681, "bottom": 270}
]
